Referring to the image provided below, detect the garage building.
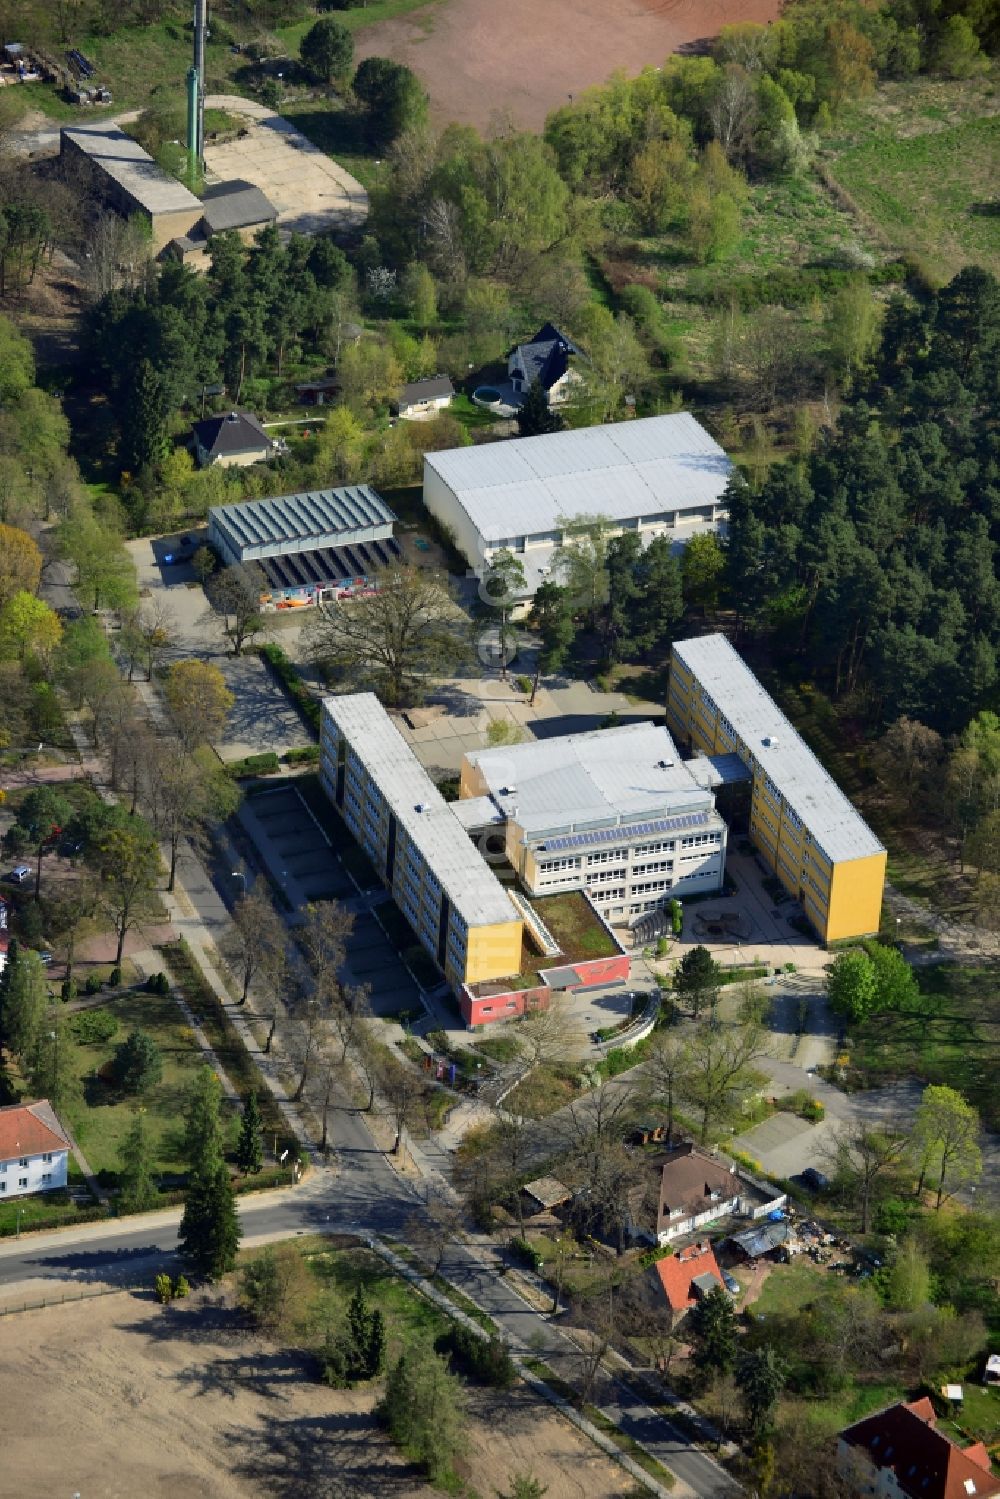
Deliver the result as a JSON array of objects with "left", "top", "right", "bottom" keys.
[
  {"left": 208, "top": 485, "right": 399, "bottom": 610},
  {"left": 422, "top": 412, "right": 733, "bottom": 595}
]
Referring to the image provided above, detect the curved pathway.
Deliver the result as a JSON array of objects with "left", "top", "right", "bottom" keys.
[{"left": 203, "top": 94, "right": 368, "bottom": 237}]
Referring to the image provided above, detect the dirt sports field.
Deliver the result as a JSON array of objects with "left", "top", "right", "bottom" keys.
[
  {"left": 358, "top": 0, "right": 783, "bottom": 128},
  {"left": 0, "top": 1290, "right": 635, "bottom": 1499}
]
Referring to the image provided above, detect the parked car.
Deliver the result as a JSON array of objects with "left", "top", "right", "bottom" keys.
[
  {"left": 37, "top": 951, "right": 53, "bottom": 967},
  {"left": 722, "top": 1273, "right": 741, "bottom": 1296},
  {"left": 800, "top": 1167, "right": 830, "bottom": 1193},
  {"left": 6, "top": 864, "right": 32, "bottom": 884}
]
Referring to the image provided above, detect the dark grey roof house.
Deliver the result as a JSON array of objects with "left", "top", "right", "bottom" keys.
[
  {"left": 192, "top": 410, "right": 276, "bottom": 469},
  {"left": 396, "top": 374, "right": 455, "bottom": 418},
  {"left": 507, "top": 322, "right": 586, "bottom": 401}
]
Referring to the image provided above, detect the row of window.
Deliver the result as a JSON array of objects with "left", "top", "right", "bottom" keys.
[{"left": 0, "top": 1155, "right": 53, "bottom": 1169}]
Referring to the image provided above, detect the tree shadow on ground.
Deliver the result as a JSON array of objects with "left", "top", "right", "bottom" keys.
[{"left": 222, "top": 1409, "right": 418, "bottom": 1499}]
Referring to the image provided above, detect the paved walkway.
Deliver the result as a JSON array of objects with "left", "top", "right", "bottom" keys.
[{"left": 204, "top": 95, "right": 369, "bottom": 237}]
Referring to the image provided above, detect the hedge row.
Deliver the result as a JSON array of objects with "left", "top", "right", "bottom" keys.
[{"left": 259, "top": 643, "right": 321, "bottom": 734}]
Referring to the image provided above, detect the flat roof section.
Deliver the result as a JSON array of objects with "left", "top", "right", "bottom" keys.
[
  {"left": 465, "top": 721, "right": 716, "bottom": 838},
  {"left": 424, "top": 412, "right": 732, "bottom": 545},
  {"left": 322, "top": 694, "right": 517, "bottom": 931},
  {"left": 61, "top": 123, "right": 202, "bottom": 215},
  {"left": 672, "top": 634, "right": 884, "bottom": 864}
]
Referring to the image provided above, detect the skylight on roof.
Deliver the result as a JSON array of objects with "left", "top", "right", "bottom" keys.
[{"left": 965, "top": 1482, "right": 977, "bottom": 1495}]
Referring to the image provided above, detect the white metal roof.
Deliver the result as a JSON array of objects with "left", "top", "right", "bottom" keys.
[
  {"left": 321, "top": 695, "right": 517, "bottom": 929},
  {"left": 61, "top": 123, "right": 201, "bottom": 215},
  {"left": 424, "top": 413, "right": 732, "bottom": 544},
  {"left": 465, "top": 721, "right": 719, "bottom": 838},
  {"left": 672, "top": 634, "right": 885, "bottom": 863}
]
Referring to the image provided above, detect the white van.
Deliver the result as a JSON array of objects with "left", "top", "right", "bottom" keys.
[{"left": 9, "top": 865, "right": 32, "bottom": 884}]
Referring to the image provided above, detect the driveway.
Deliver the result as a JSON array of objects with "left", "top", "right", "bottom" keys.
[
  {"left": 203, "top": 95, "right": 368, "bottom": 237},
  {"left": 126, "top": 537, "right": 311, "bottom": 763},
  {"left": 240, "top": 786, "right": 421, "bottom": 1020}
]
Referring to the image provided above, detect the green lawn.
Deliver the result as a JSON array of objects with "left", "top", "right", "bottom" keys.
[
  {"left": 850, "top": 964, "right": 1000, "bottom": 1131},
  {"left": 64, "top": 989, "right": 218, "bottom": 1181},
  {"left": 305, "top": 1243, "right": 451, "bottom": 1358},
  {"left": 825, "top": 70, "right": 1000, "bottom": 281},
  {"left": 940, "top": 1383, "right": 1000, "bottom": 1448},
  {"left": 275, "top": 0, "right": 444, "bottom": 52},
  {"left": 752, "top": 1259, "right": 827, "bottom": 1317}
]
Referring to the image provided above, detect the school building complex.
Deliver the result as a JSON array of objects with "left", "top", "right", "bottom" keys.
[
  {"left": 666, "top": 633, "right": 886, "bottom": 943},
  {"left": 319, "top": 695, "right": 630, "bottom": 1024},
  {"left": 458, "top": 723, "right": 728, "bottom": 925}
]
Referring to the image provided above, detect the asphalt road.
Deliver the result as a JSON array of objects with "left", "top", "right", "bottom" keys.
[{"left": 0, "top": 1102, "right": 738, "bottom": 1498}]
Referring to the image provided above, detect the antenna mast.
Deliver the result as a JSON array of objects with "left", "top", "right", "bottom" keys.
[{"left": 188, "top": 0, "right": 207, "bottom": 179}]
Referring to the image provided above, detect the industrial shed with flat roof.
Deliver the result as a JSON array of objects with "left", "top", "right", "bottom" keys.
[
  {"left": 422, "top": 412, "right": 733, "bottom": 594},
  {"left": 208, "top": 486, "right": 400, "bottom": 609},
  {"left": 60, "top": 122, "right": 203, "bottom": 252}
]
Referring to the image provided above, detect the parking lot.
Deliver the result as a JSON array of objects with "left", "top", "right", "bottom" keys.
[{"left": 240, "top": 785, "right": 422, "bottom": 1020}]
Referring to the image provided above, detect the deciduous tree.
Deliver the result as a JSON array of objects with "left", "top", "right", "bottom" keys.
[
  {"left": 163, "top": 659, "right": 234, "bottom": 750},
  {"left": 305, "top": 565, "right": 468, "bottom": 706},
  {"left": 911, "top": 1084, "right": 982, "bottom": 1209},
  {"left": 92, "top": 821, "right": 161, "bottom": 967},
  {"left": 118, "top": 1109, "right": 159, "bottom": 1212},
  {"left": 221, "top": 885, "right": 286, "bottom": 1006},
  {"left": 206, "top": 565, "right": 267, "bottom": 657}
]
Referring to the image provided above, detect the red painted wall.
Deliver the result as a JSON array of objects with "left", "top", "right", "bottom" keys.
[{"left": 461, "top": 952, "right": 632, "bottom": 1027}]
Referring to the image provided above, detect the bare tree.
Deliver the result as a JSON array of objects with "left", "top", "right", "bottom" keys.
[
  {"left": 219, "top": 885, "right": 287, "bottom": 1006},
  {"left": 82, "top": 211, "right": 152, "bottom": 299},
  {"left": 206, "top": 564, "right": 268, "bottom": 656},
  {"left": 514, "top": 995, "right": 586, "bottom": 1073},
  {"left": 406, "top": 1188, "right": 466, "bottom": 1273},
  {"left": 683, "top": 1020, "right": 767, "bottom": 1144},
  {"left": 304, "top": 565, "right": 470, "bottom": 707},
  {"left": 829, "top": 1122, "right": 909, "bottom": 1234},
  {"left": 709, "top": 64, "right": 757, "bottom": 162},
  {"left": 642, "top": 1033, "right": 696, "bottom": 1143},
  {"left": 141, "top": 738, "right": 240, "bottom": 891}
]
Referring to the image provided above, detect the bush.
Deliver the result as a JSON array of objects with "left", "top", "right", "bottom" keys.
[
  {"left": 111, "top": 1028, "right": 164, "bottom": 1094},
  {"left": 437, "top": 1325, "right": 515, "bottom": 1388},
  {"left": 60, "top": 977, "right": 76, "bottom": 1003},
  {"left": 285, "top": 744, "right": 320, "bottom": 765},
  {"left": 70, "top": 1008, "right": 119, "bottom": 1045},
  {"left": 108, "top": 966, "right": 122, "bottom": 988},
  {"left": 508, "top": 1236, "right": 543, "bottom": 1272},
  {"left": 84, "top": 972, "right": 104, "bottom": 995},
  {"left": 514, "top": 675, "right": 532, "bottom": 694},
  {"left": 173, "top": 1274, "right": 191, "bottom": 1299},
  {"left": 226, "top": 751, "right": 280, "bottom": 779},
  {"left": 146, "top": 971, "right": 170, "bottom": 995},
  {"left": 259, "top": 643, "right": 321, "bottom": 732},
  {"left": 155, "top": 1272, "right": 173, "bottom": 1304}
]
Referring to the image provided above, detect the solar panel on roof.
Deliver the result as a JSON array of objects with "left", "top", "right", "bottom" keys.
[{"left": 542, "top": 809, "right": 709, "bottom": 854}]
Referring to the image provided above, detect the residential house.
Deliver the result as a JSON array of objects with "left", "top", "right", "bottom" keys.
[
  {"left": 838, "top": 1397, "right": 1000, "bottom": 1499},
  {"left": 192, "top": 411, "right": 277, "bottom": 469},
  {"left": 650, "top": 1240, "right": 725, "bottom": 1325},
  {"left": 628, "top": 1140, "right": 786, "bottom": 1246},
  {"left": 0, "top": 1100, "right": 71, "bottom": 1197},
  {"left": 396, "top": 375, "right": 454, "bottom": 420},
  {"left": 507, "top": 322, "right": 586, "bottom": 406}
]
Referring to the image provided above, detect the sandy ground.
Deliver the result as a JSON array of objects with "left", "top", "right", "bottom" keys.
[
  {"left": 357, "top": 0, "right": 784, "bottom": 129},
  {"left": 0, "top": 1289, "right": 635, "bottom": 1499}
]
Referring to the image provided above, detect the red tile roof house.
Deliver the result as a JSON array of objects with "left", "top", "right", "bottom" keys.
[
  {"left": 0, "top": 1100, "right": 71, "bottom": 1198},
  {"left": 838, "top": 1398, "right": 1000, "bottom": 1499},
  {"left": 651, "top": 1240, "right": 725, "bottom": 1326},
  {"left": 627, "top": 1140, "right": 786, "bottom": 1246}
]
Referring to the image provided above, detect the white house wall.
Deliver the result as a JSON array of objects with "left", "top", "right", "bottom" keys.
[{"left": 0, "top": 1147, "right": 69, "bottom": 1197}]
